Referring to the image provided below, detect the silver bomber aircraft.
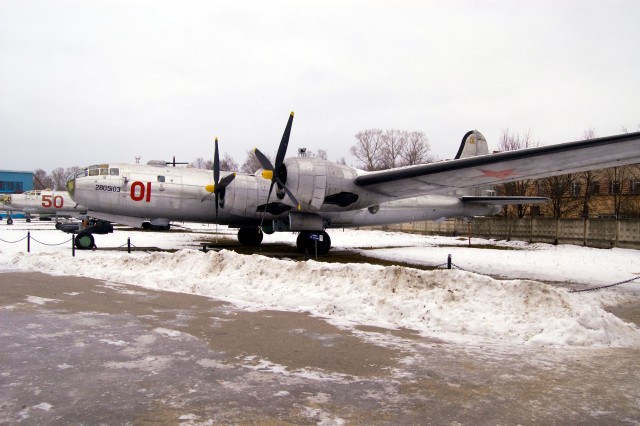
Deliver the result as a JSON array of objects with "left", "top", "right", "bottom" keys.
[
  {"left": 65, "top": 113, "right": 640, "bottom": 252},
  {"left": 1, "top": 189, "right": 87, "bottom": 224}
]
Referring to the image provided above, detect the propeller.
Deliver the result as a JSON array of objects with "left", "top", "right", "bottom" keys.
[
  {"left": 203, "top": 138, "right": 236, "bottom": 223},
  {"left": 254, "top": 112, "right": 301, "bottom": 215}
]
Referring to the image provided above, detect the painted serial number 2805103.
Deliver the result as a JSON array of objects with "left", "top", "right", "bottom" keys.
[
  {"left": 95, "top": 184, "right": 122, "bottom": 193},
  {"left": 94, "top": 181, "right": 151, "bottom": 202}
]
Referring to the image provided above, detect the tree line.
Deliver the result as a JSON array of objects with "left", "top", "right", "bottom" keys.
[{"left": 497, "top": 128, "right": 640, "bottom": 219}]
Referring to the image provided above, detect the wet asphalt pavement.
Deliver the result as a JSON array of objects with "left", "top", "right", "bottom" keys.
[{"left": 1, "top": 271, "right": 639, "bottom": 425}]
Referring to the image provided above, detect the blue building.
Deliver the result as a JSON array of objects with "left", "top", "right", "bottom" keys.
[
  {"left": 0, "top": 170, "right": 33, "bottom": 194},
  {"left": 1, "top": 170, "right": 33, "bottom": 219}
]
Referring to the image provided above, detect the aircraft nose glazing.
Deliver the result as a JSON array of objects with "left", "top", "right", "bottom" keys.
[{"left": 66, "top": 175, "right": 75, "bottom": 198}]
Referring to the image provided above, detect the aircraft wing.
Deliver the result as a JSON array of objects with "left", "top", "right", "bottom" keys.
[{"left": 355, "top": 132, "right": 640, "bottom": 197}]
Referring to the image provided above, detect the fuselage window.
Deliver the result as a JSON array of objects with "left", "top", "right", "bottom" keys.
[
  {"left": 157, "top": 176, "right": 166, "bottom": 183},
  {"left": 110, "top": 168, "right": 119, "bottom": 176}
]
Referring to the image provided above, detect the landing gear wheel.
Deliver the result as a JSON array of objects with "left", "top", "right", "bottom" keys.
[
  {"left": 75, "top": 231, "right": 95, "bottom": 250},
  {"left": 296, "top": 231, "right": 331, "bottom": 255},
  {"left": 6, "top": 218, "right": 13, "bottom": 225},
  {"left": 237, "top": 227, "right": 263, "bottom": 246},
  {"left": 26, "top": 218, "right": 31, "bottom": 223}
]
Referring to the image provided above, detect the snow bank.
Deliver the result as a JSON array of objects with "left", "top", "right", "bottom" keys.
[{"left": 4, "top": 248, "right": 639, "bottom": 348}]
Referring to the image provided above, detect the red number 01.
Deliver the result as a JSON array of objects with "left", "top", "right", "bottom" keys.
[{"left": 130, "top": 181, "right": 151, "bottom": 202}]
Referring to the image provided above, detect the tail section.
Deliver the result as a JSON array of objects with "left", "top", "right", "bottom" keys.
[{"left": 454, "top": 130, "right": 489, "bottom": 159}]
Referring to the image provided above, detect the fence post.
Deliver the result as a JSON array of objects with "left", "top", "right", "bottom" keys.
[
  {"left": 127, "top": 237, "right": 131, "bottom": 254},
  {"left": 27, "top": 231, "right": 30, "bottom": 253},
  {"left": 447, "top": 254, "right": 452, "bottom": 270},
  {"left": 72, "top": 232, "right": 75, "bottom": 257}
]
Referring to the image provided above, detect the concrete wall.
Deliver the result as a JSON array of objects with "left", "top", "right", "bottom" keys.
[{"left": 370, "top": 218, "right": 640, "bottom": 250}]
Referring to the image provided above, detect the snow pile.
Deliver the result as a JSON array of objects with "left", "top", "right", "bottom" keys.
[{"left": 4, "top": 248, "right": 639, "bottom": 348}]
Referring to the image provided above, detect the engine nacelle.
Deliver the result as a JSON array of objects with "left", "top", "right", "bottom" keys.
[{"left": 283, "top": 158, "right": 373, "bottom": 212}]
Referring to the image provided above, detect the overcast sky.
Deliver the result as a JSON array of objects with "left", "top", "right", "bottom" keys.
[{"left": 1, "top": 0, "right": 639, "bottom": 173}]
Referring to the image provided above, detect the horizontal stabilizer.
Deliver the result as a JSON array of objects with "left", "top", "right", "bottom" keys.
[{"left": 461, "top": 196, "right": 547, "bottom": 205}]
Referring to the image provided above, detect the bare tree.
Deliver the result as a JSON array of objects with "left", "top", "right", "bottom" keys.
[
  {"left": 32, "top": 169, "right": 53, "bottom": 190},
  {"left": 190, "top": 157, "right": 213, "bottom": 170},
  {"left": 496, "top": 130, "right": 541, "bottom": 217},
  {"left": 379, "top": 129, "right": 405, "bottom": 169},
  {"left": 351, "top": 129, "right": 431, "bottom": 170},
  {"left": 50, "top": 167, "right": 69, "bottom": 191},
  {"left": 350, "top": 129, "right": 385, "bottom": 171},
  {"left": 220, "top": 153, "right": 239, "bottom": 172},
  {"left": 538, "top": 174, "right": 583, "bottom": 218},
  {"left": 241, "top": 150, "right": 271, "bottom": 174},
  {"left": 577, "top": 128, "right": 599, "bottom": 217},
  {"left": 401, "top": 131, "right": 431, "bottom": 165}
]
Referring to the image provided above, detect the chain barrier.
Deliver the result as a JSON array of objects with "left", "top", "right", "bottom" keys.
[
  {"left": 432, "top": 254, "right": 638, "bottom": 293},
  {"left": 30, "top": 236, "right": 73, "bottom": 246},
  {"left": 0, "top": 235, "right": 28, "bottom": 244},
  {"left": 568, "top": 277, "right": 640, "bottom": 293}
]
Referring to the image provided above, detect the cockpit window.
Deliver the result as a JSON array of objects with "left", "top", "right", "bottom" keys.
[
  {"left": 89, "top": 169, "right": 99, "bottom": 176},
  {"left": 99, "top": 168, "right": 108, "bottom": 175},
  {"left": 110, "top": 168, "right": 119, "bottom": 176},
  {"left": 75, "top": 170, "right": 87, "bottom": 178}
]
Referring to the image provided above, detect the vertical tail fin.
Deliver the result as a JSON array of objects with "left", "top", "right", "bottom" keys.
[{"left": 454, "top": 130, "right": 489, "bottom": 159}]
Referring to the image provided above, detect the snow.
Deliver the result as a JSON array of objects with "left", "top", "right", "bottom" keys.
[{"left": 1, "top": 220, "right": 639, "bottom": 348}]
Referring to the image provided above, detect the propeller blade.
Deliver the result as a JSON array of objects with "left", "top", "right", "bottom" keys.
[
  {"left": 215, "top": 192, "right": 219, "bottom": 223},
  {"left": 256, "top": 111, "right": 300, "bottom": 228},
  {"left": 277, "top": 178, "right": 301, "bottom": 211},
  {"left": 259, "top": 181, "right": 277, "bottom": 229},
  {"left": 254, "top": 148, "right": 274, "bottom": 171},
  {"left": 218, "top": 172, "right": 236, "bottom": 188},
  {"left": 213, "top": 138, "right": 220, "bottom": 186},
  {"left": 275, "top": 112, "right": 294, "bottom": 168}
]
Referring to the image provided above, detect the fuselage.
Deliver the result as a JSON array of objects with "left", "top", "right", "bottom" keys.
[
  {"left": 0, "top": 189, "right": 86, "bottom": 217},
  {"left": 66, "top": 161, "right": 499, "bottom": 230}
]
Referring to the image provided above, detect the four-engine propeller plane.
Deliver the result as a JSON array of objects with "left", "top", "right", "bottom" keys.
[
  {"left": 65, "top": 112, "right": 640, "bottom": 252},
  {"left": 1, "top": 189, "right": 86, "bottom": 224}
]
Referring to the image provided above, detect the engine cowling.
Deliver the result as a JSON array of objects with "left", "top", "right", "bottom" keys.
[{"left": 282, "top": 158, "right": 372, "bottom": 212}]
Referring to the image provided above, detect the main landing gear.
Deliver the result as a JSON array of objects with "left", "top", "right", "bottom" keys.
[
  {"left": 296, "top": 231, "right": 331, "bottom": 255},
  {"left": 236, "top": 228, "right": 332, "bottom": 255},
  {"left": 237, "top": 227, "right": 264, "bottom": 246}
]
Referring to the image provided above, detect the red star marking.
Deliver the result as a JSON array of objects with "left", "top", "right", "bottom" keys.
[{"left": 479, "top": 168, "right": 517, "bottom": 178}]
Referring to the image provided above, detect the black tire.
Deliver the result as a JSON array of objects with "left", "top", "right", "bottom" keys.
[
  {"left": 237, "top": 227, "right": 263, "bottom": 246},
  {"left": 75, "top": 231, "right": 95, "bottom": 250},
  {"left": 296, "top": 231, "right": 331, "bottom": 255},
  {"left": 7, "top": 218, "right": 13, "bottom": 225}
]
